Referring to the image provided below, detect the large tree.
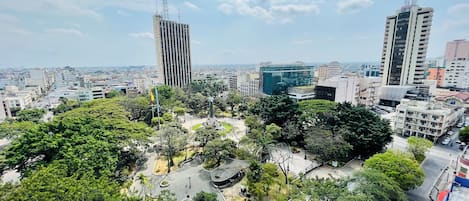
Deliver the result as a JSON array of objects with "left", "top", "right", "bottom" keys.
[
  {"left": 297, "top": 178, "right": 371, "bottom": 201},
  {"left": 327, "top": 103, "right": 393, "bottom": 157},
  {"left": 250, "top": 95, "right": 299, "bottom": 126},
  {"left": 194, "top": 125, "right": 220, "bottom": 148},
  {"left": 350, "top": 169, "right": 407, "bottom": 201},
  {"left": 158, "top": 123, "right": 188, "bottom": 172},
  {"left": 364, "top": 150, "right": 424, "bottom": 191},
  {"left": 407, "top": 136, "right": 433, "bottom": 163},
  {"left": 0, "top": 163, "right": 122, "bottom": 201},
  {"left": 186, "top": 93, "right": 209, "bottom": 116},
  {"left": 203, "top": 139, "right": 236, "bottom": 167},
  {"left": 226, "top": 91, "right": 242, "bottom": 117},
  {"left": 118, "top": 96, "right": 151, "bottom": 122},
  {"left": 299, "top": 99, "right": 337, "bottom": 125},
  {"left": 304, "top": 128, "right": 352, "bottom": 163},
  {"left": 1, "top": 99, "right": 151, "bottom": 177}
]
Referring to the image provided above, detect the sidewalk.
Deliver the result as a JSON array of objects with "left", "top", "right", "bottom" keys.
[{"left": 306, "top": 160, "right": 363, "bottom": 179}]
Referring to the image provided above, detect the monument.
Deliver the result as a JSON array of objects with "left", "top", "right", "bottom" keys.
[{"left": 203, "top": 97, "right": 224, "bottom": 131}]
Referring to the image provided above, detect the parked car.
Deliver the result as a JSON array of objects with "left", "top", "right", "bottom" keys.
[
  {"left": 460, "top": 142, "right": 467, "bottom": 150},
  {"left": 457, "top": 123, "right": 464, "bottom": 128},
  {"left": 448, "top": 131, "right": 454, "bottom": 135},
  {"left": 441, "top": 138, "right": 451, "bottom": 145}
]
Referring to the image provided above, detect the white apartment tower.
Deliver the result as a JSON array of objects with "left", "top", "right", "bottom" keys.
[
  {"left": 442, "top": 39, "right": 469, "bottom": 89},
  {"left": 153, "top": 15, "right": 192, "bottom": 88},
  {"left": 380, "top": 1, "right": 433, "bottom": 86}
]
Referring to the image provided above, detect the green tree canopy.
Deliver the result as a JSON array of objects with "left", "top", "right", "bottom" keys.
[
  {"left": 350, "top": 169, "right": 407, "bottom": 201},
  {"left": 325, "top": 103, "right": 393, "bottom": 157},
  {"left": 53, "top": 99, "right": 79, "bottom": 114},
  {"left": 106, "top": 89, "right": 122, "bottom": 98},
  {"left": 407, "top": 136, "right": 433, "bottom": 163},
  {"left": 0, "top": 163, "right": 122, "bottom": 201},
  {"left": 304, "top": 128, "right": 352, "bottom": 163},
  {"left": 157, "top": 190, "right": 177, "bottom": 201},
  {"left": 203, "top": 139, "right": 236, "bottom": 167},
  {"left": 15, "top": 108, "right": 46, "bottom": 123},
  {"left": 364, "top": 150, "right": 424, "bottom": 191},
  {"left": 459, "top": 126, "right": 469, "bottom": 143},
  {"left": 193, "top": 191, "right": 218, "bottom": 201},
  {"left": 118, "top": 96, "right": 151, "bottom": 122},
  {"left": 1, "top": 99, "right": 152, "bottom": 177},
  {"left": 158, "top": 123, "right": 188, "bottom": 171},
  {"left": 250, "top": 95, "right": 299, "bottom": 126},
  {"left": 187, "top": 93, "right": 209, "bottom": 116},
  {"left": 194, "top": 125, "right": 220, "bottom": 148},
  {"left": 299, "top": 99, "right": 337, "bottom": 124}
]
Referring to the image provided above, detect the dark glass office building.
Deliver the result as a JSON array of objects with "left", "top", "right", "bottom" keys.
[{"left": 259, "top": 63, "right": 315, "bottom": 95}]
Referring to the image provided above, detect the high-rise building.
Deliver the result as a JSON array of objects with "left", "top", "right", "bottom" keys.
[
  {"left": 380, "top": 2, "right": 433, "bottom": 86},
  {"left": 259, "top": 62, "right": 315, "bottom": 95},
  {"left": 317, "top": 61, "right": 342, "bottom": 82},
  {"left": 153, "top": 15, "right": 192, "bottom": 88},
  {"left": 442, "top": 39, "right": 469, "bottom": 89}
]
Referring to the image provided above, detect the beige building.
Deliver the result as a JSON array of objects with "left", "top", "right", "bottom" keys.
[
  {"left": 153, "top": 15, "right": 192, "bottom": 88},
  {"left": 238, "top": 73, "right": 259, "bottom": 97},
  {"left": 317, "top": 61, "right": 342, "bottom": 82},
  {"left": 380, "top": 2, "right": 433, "bottom": 86},
  {"left": 442, "top": 39, "right": 469, "bottom": 89},
  {"left": 358, "top": 77, "right": 381, "bottom": 108},
  {"left": 395, "top": 99, "right": 464, "bottom": 141}
]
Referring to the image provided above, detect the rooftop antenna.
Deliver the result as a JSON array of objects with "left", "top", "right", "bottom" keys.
[{"left": 162, "top": 0, "right": 169, "bottom": 19}]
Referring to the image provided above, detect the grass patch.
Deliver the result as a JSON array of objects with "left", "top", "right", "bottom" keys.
[
  {"left": 219, "top": 122, "right": 233, "bottom": 136},
  {"left": 192, "top": 123, "right": 202, "bottom": 131},
  {"left": 192, "top": 122, "right": 234, "bottom": 136}
]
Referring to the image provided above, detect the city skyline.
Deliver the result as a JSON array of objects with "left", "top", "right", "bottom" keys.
[{"left": 0, "top": 0, "right": 467, "bottom": 68}]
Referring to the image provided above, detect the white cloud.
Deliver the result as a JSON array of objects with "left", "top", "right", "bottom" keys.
[
  {"left": 218, "top": 3, "right": 233, "bottom": 14},
  {"left": 290, "top": 39, "right": 313, "bottom": 45},
  {"left": 337, "top": 0, "right": 373, "bottom": 14},
  {"left": 218, "top": 0, "right": 321, "bottom": 23},
  {"left": 46, "top": 28, "right": 84, "bottom": 37},
  {"left": 448, "top": 3, "right": 469, "bottom": 15},
  {"left": 183, "top": 1, "right": 200, "bottom": 10},
  {"left": 129, "top": 32, "right": 154, "bottom": 40}
]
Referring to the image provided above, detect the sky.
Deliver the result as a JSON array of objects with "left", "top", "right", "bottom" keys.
[{"left": 0, "top": 0, "right": 468, "bottom": 68}]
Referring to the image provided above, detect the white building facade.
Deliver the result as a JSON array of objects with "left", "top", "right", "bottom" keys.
[
  {"left": 442, "top": 39, "right": 469, "bottom": 89},
  {"left": 395, "top": 99, "right": 464, "bottom": 141}
]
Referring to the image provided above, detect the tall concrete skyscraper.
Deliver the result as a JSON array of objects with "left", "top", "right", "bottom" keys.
[
  {"left": 380, "top": 1, "right": 433, "bottom": 86},
  {"left": 442, "top": 39, "right": 469, "bottom": 89},
  {"left": 153, "top": 15, "right": 192, "bottom": 88}
]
